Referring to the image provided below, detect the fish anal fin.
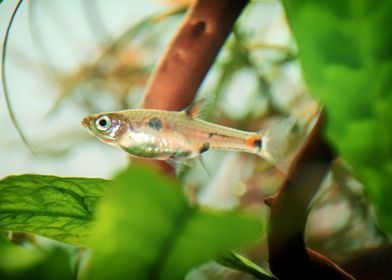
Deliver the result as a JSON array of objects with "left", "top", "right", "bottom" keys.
[
  {"left": 198, "top": 156, "right": 211, "bottom": 177},
  {"left": 166, "top": 158, "right": 193, "bottom": 177}
]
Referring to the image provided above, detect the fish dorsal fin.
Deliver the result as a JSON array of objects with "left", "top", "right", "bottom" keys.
[
  {"left": 183, "top": 97, "right": 211, "bottom": 119},
  {"left": 183, "top": 98, "right": 205, "bottom": 118}
]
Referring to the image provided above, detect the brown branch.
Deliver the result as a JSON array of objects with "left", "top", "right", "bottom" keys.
[
  {"left": 267, "top": 113, "right": 354, "bottom": 279},
  {"left": 135, "top": 0, "right": 249, "bottom": 173},
  {"left": 141, "top": 0, "right": 249, "bottom": 110}
]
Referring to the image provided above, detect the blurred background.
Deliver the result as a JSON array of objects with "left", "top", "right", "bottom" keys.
[
  {"left": 0, "top": 0, "right": 385, "bottom": 274},
  {"left": 0, "top": 0, "right": 305, "bottom": 179}
]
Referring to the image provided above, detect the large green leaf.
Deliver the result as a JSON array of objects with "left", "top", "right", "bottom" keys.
[
  {"left": 0, "top": 174, "right": 107, "bottom": 245},
  {"left": 284, "top": 0, "right": 392, "bottom": 233},
  {"left": 88, "top": 165, "right": 264, "bottom": 280}
]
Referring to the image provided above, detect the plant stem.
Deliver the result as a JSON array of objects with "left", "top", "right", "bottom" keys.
[{"left": 267, "top": 113, "right": 354, "bottom": 279}]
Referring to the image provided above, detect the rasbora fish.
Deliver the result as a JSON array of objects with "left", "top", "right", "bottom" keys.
[{"left": 82, "top": 100, "right": 295, "bottom": 172}]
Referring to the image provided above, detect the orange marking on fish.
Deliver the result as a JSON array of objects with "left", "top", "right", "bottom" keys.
[{"left": 246, "top": 135, "right": 261, "bottom": 147}]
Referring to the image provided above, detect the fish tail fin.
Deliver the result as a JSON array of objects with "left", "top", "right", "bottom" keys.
[{"left": 257, "top": 117, "right": 297, "bottom": 173}]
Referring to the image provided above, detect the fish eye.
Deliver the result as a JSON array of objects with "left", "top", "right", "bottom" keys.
[{"left": 95, "top": 115, "right": 112, "bottom": 131}]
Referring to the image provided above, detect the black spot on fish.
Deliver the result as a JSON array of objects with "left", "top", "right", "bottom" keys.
[
  {"left": 199, "top": 143, "right": 210, "bottom": 154},
  {"left": 254, "top": 138, "right": 262, "bottom": 149},
  {"left": 207, "top": 132, "right": 230, "bottom": 139},
  {"left": 148, "top": 117, "right": 162, "bottom": 130}
]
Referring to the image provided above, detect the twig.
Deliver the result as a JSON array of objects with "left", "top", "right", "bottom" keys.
[
  {"left": 266, "top": 113, "right": 354, "bottom": 279},
  {"left": 2, "top": 0, "right": 36, "bottom": 154}
]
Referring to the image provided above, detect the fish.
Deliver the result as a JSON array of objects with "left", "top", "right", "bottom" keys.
[{"left": 81, "top": 100, "right": 296, "bottom": 173}]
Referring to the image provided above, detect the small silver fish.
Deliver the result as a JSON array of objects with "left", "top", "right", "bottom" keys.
[{"left": 81, "top": 100, "right": 295, "bottom": 172}]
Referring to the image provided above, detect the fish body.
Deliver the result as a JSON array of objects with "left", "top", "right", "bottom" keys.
[{"left": 82, "top": 103, "right": 295, "bottom": 172}]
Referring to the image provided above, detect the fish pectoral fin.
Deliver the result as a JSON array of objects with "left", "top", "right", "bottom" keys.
[
  {"left": 182, "top": 96, "right": 213, "bottom": 119},
  {"left": 165, "top": 154, "right": 193, "bottom": 167},
  {"left": 166, "top": 158, "right": 194, "bottom": 177}
]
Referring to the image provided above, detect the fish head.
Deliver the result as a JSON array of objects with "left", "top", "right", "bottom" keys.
[{"left": 81, "top": 112, "right": 127, "bottom": 145}]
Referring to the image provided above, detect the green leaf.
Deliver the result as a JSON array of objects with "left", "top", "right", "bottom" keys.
[
  {"left": 0, "top": 174, "right": 107, "bottom": 245},
  {"left": 219, "top": 252, "right": 276, "bottom": 279},
  {"left": 284, "top": 0, "right": 392, "bottom": 233},
  {"left": 0, "top": 234, "right": 73, "bottom": 280},
  {"left": 88, "top": 165, "right": 263, "bottom": 280}
]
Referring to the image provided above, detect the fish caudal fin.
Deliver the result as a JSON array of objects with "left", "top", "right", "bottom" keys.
[{"left": 258, "top": 117, "right": 297, "bottom": 173}]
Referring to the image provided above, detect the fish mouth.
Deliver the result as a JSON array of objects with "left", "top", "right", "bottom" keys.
[{"left": 81, "top": 116, "right": 93, "bottom": 128}]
